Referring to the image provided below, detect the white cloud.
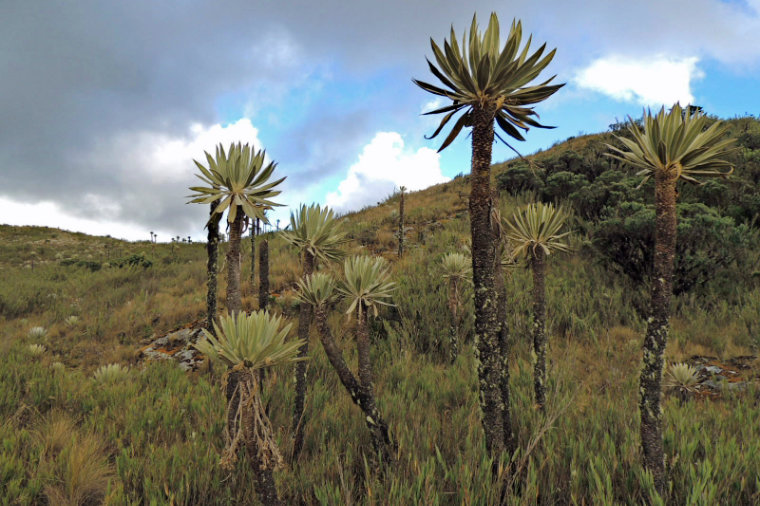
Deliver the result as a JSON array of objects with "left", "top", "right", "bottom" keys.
[
  {"left": 574, "top": 55, "right": 704, "bottom": 106},
  {"left": 86, "top": 118, "right": 264, "bottom": 185},
  {"left": 421, "top": 98, "right": 444, "bottom": 115},
  {"left": 0, "top": 118, "right": 267, "bottom": 241},
  {"left": 326, "top": 132, "right": 449, "bottom": 212},
  {"left": 0, "top": 197, "right": 165, "bottom": 241}
]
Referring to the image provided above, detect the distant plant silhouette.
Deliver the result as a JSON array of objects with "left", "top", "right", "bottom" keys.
[
  {"left": 259, "top": 232, "right": 269, "bottom": 311},
  {"left": 397, "top": 186, "right": 406, "bottom": 258}
]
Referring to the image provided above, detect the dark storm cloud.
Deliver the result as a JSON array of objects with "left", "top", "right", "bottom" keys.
[{"left": 0, "top": 0, "right": 757, "bottom": 237}]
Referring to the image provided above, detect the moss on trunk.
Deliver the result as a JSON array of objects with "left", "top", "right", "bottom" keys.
[
  {"left": 495, "top": 263, "right": 516, "bottom": 456},
  {"left": 469, "top": 104, "right": 509, "bottom": 457},
  {"left": 531, "top": 247, "right": 547, "bottom": 411},
  {"left": 639, "top": 168, "right": 678, "bottom": 497}
]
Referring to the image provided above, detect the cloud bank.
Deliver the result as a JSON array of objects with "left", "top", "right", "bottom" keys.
[{"left": 2, "top": 0, "right": 760, "bottom": 238}]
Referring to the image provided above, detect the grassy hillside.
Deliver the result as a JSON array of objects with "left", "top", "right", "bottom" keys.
[{"left": 2, "top": 116, "right": 760, "bottom": 504}]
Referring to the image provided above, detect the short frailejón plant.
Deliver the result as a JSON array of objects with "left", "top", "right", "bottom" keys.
[
  {"left": 297, "top": 269, "right": 396, "bottom": 465},
  {"left": 664, "top": 362, "right": 700, "bottom": 401},
  {"left": 440, "top": 252, "right": 471, "bottom": 362},
  {"left": 281, "top": 203, "right": 348, "bottom": 461},
  {"left": 93, "top": 363, "right": 129, "bottom": 382},
  {"left": 27, "top": 344, "right": 46, "bottom": 357},
  {"left": 608, "top": 104, "right": 734, "bottom": 496},
  {"left": 28, "top": 326, "right": 47, "bottom": 339},
  {"left": 194, "top": 311, "right": 304, "bottom": 506},
  {"left": 415, "top": 12, "right": 563, "bottom": 458},
  {"left": 505, "top": 202, "right": 570, "bottom": 411}
]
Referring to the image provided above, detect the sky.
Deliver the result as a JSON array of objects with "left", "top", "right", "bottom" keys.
[{"left": 2, "top": 0, "right": 760, "bottom": 242}]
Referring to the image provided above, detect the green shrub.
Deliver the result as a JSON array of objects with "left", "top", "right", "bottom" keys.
[
  {"left": 591, "top": 202, "right": 757, "bottom": 295},
  {"left": 114, "top": 253, "right": 152, "bottom": 269}
]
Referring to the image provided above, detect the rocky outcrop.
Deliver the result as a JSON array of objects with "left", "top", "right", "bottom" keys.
[
  {"left": 684, "top": 355, "right": 757, "bottom": 397},
  {"left": 138, "top": 326, "right": 205, "bottom": 371}
]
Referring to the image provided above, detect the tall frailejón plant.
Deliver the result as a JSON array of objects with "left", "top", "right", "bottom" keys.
[
  {"left": 281, "top": 203, "right": 347, "bottom": 462},
  {"left": 414, "top": 12, "right": 563, "bottom": 457},
  {"left": 339, "top": 256, "right": 397, "bottom": 463},
  {"left": 440, "top": 252, "right": 471, "bottom": 362},
  {"left": 607, "top": 104, "right": 734, "bottom": 496},
  {"left": 194, "top": 311, "right": 304, "bottom": 506},
  {"left": 504, "top": 202, "right": 570, "bottom": 411},
  {"left": 397, "top": 186, "right": 406, "bottom": 258},
  {"left": 188, "top": 142, "right": 284, "bottom": 314},
  {"left": 297, "top": 271, "right": 396, "bottom": 464}
]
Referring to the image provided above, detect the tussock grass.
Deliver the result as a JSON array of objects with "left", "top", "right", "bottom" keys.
[{"left": 35, "top": 412, "right": 116, "bottom": 506}]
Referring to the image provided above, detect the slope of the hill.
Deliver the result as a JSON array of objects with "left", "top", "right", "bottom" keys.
[{"left": 2, "top": 116, "right": 760, "bottom": 504}]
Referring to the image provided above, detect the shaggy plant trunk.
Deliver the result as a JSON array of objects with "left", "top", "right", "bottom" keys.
[
  {"left": 315, "top": 306, "right": 395, "bottom": 463},
  {"left": 447, "top": 280, "right": 460, "bottom": 363},
  {"left": 225, "top": 369, "right": 245, "bottom": 449},
  {"left": 448, "top": 323, "right": 459, "bottom": 363},
  {"left": 250, "top": 221, "right": 256, "bottom": 289},
  {"left": 639, "top": 169, "right": 678, "bottom": 497},
  {"left": 206, "top": 201, "right": 219, "bottom": 332},
  {"left": 224, "top": 371, "right": 282, "bottom": 506},
  {"left": 246, "top": 433, "right": 280, "bottom": 506},
  {"left": 226, "top": 209, "right": 244, "bottom": 314},
  {"left": 291, "top": 251, "right": 315, "bottom": 462},
  {"left": 469, "top": 104, "right": 508, "bottom": 457},
  {"left": 398, "top": 189, "right": 405, "bottom": 258},
  {"left": 259, "top": 238, "right": 269, "bottom": 310},
  {"left": 223, "top": 210, "right": 245, "bottom": 430},
  {"left": 495, "top": 263, "right": 516, "bottom": 456},
  {"left": 531, "top": 248, "right": 548, "bottom": 411}
]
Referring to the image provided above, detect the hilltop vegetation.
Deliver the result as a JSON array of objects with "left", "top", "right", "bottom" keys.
[{"left": 2, "top": 116, "right": 760, "bottom": 504}]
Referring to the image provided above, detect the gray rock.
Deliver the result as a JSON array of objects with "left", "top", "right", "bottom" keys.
[{"left": 138, "top": 326, "right": 205, "bottom": 371}]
